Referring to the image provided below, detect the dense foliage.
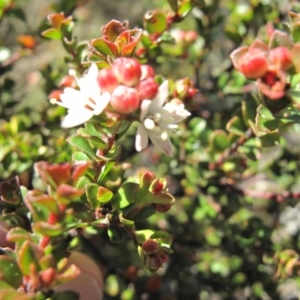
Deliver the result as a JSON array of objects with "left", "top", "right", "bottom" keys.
[{"left": 1, "top": 0, "right": 300, "bottom": 299}]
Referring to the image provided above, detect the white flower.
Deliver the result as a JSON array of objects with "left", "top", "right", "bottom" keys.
[
  {"left": 135, "top": 80, "right": 191, "bottom": 156},
  {"left": 53, "top": 63, "right": 111, "bottom": 128}
]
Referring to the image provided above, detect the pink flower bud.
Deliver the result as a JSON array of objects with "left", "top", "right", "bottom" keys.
[
  {"left": 184, "top": 30, "right": 198, "bottom": 44},
  {"left": 110, "top": 85, "right": 140, "bottom": 114},
  {"left": 97, "top": 68, "right": 118, "bottom": 92},
  {"left": 112, "top": 57, "right": 141, "bottom": 86},
  {"left": 137, "top": 77, "right": 159, "bottom": 100},
  {"left": 268, "top": 46, "right": 292, "bottom": 70},
  {"left": 140, "top": 65, "right": 155, "bottom": 80},
  {"left": 239, "top": 53, "right": 268, "bottom": 79}
]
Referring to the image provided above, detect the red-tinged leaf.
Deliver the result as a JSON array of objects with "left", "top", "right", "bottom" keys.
[
  {"left": 55, "top": 264, "right": 81, "bottom": 284},
  {"left": 33, "top": 221, "right": 63, "bottom": 237},
  {"left": 114, "top": 29, "right": 141, "bottom": 55},
  {"left": 0, "top": 256, "right": 23, "bottom": 288},
  {"left": 89, "top": 38, "right": 118, "bottom": 58},
  {"left": 56, "top": 184, "right": 84, "bottom": 199},
  {"left": 6, "top": 227, "right": 33, "bottom": 244},
  {"left": 33, "top": 195, "right": 60, "bottom": 214},
  {"left": 144, "top": 11, "right": 168, "bottom": 34},
  {"left": 97, "top": 186, "right": 113, "bottom": 203},
  {"left": 102, "top": 20, "right": 127, "bottom": 42},
  {"left": 48, "top": 12, "right": 65, "bottom": 28},
  {"left": 18, "top": 240, "right": 40, "bottom": 276},
  {"left": 41, "top": 28, "right": 62, "bottom": 40},
  {"left": 268, "top": 30, "right": 293, "bottom": 49},
  {"left": 71, "top": 162, "right": 90, "bottom": 183}
]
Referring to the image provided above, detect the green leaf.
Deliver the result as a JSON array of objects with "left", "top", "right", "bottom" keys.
[
  {"left": 132, "top": 205, "right": 156, "bottom": 221},
  {"left": 119, "top": 212, "right": 135, "bottom": 229},
  {"left": 111, "top": 182, "right": 139, "bottom": 209},
  {"left": 72, "top": 151, "right": 90, "bottom": 162},
  {"left": 255, "top": 113, "right": 279, "bottom": 133},
  {"left": 150, "top": 230, "right": 173, "bottom": 248},
  {"left": 209, "top": 130, "right": 230, "bottom": 152},
  {"left": 41, "top": 28, "right": 62, "bottom": 40},
  {"left": 67, "top": 134, "right": 96, "bottom": 159},
  {"left": 108, "top": 227, "right": 124, "bottom": 243},
  {"left": 135, "top": 229, "right": 155, "bottom": 244},
  {"left": 144, "top": 11, "right": 168, "bottom": 34},
  {"left": 89, "top": 38, "right": 118, "bottom": 57},
  {"left": 30, "top": 194, "right": 59, "bottom": 214},
  {"left": 18, "top": 241, "right": 40, "bottom": 276},
  {"left": 273, "top": 105, "right": 300, "bottom": 124},
  {"left": 167, "top": 0, "right": 178, "bottom": 12},
  {"left": 226, "top": 116, "right": 247, "bottom": 137},
  {"left": 97, "top": 186, "right": 113, "bottom": 203},
  {"left": 32, "top": 221, "right": 63, "bottom": 237},
  {"left": 241, "top": 95, "right": 258, "bottom": 126},
  {"left": 6, "top": 227, "right": 33, "bottom": 248},
  {"left": 259, "top": 131, "right": 280, "bottom": 147},
  {"left": 85, "top": 183, "right": 99, "bottom": 209},
  {"left": 177, "top": 0, "right": 193, "bottom": 19},
  {"left": 257, "top": 105, "right": 275, "bottom": 120},
  {"left": 0, "top": 256, "right": 22, "bottom": 288}
]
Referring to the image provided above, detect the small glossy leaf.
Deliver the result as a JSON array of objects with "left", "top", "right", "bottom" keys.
[
  {"left": 102, "top": 20, "right": 127, "bottom": 42},
  {"left": 6, "top": 227, "right": 33, "bottom": 247},
  {"left": 144, "top": 11, "right": 168, "bottom": 34},
  {"left": 135, "top": 229, "right": 155, "bottom": 244},
  {"left": 33, "top": 221, "right": 62, "bottom": 237},
  {"left": 67, "top": 135, "right": 96, "bottom": 160},
  {"left": 111, "top": 182, "right": 139, "bottom": 209},
  {"left": 72, "top": 151, "right": 90, "bottom": 162},
  {"left": 226, "top": 116, "right": 247, "bottom": 137},
  {"left": 132, "top": 205, "right": 156, "bottom": 221},
  {"left": 167, "top": 0, "right": 178, "bottom": 12},
  {"left": 97, "top": 186, "right": 113, "bottom": 203},
  {"left": 257, "top": 105, "right": 275, "bottom": 120},
  {"left": 89, "top": 38, "right": 118, "bottom": 57},
  {"left": 119, "top": 212, "right": 135, "bottom": 229},
  {"left": 177, "top": 0, "right": 193, "bottom": 19},
  {"left": 108, "top": 227, "right": 124, "bottom": 243},
  {"left": 85, "top": 183, "right": 99, "bottom": 209},
  {"left": 0, "top": 256, "right": 22, "bottom": 288},
  {"left": 18, "top": 241, "right": 40, "bottom": 276},
  {"left": 209, "top": 130, "right": 230, "bottom": 152},
  {"left": 150, "top": 231, "right": 173, "bottom": 248},
  {"left": 41, "top": 28, "right": 62, "bottom": 40}
]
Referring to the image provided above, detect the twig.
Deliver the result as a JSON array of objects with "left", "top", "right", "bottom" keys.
[{"left": 209, "top": 128, "right": 254, "bottom": 170}]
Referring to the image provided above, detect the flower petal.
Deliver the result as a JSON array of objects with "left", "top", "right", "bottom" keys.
[
  {"left": 140, "top": 99, "right": 152, "bottom": 121},
  {"left": 94, "top": 92, "right": 111, "bottom": 116},
  {"left": 148, "top": 131, "right": 173, "bottom": 156},
  {"left": 135, "top": 124, "right": 149, "bottom": 152},
  {"left": 148, "top": 80, "right": 169, "bottom": 113},
  {"left": 61, "top": 110, "right": 94, "bottom": 128}
]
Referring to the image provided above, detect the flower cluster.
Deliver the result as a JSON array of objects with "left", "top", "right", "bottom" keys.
[
  {"left": 51, "top": 58, "right": 190, "bottom": 156},
  {"left": 230, "top": 34, "right": 299, "bottom": 100}
]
